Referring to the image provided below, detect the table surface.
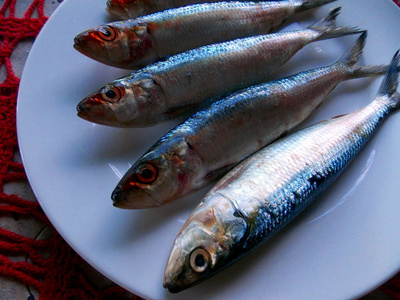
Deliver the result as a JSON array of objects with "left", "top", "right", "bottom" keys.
[{"left": 0, "top": 0, "right": 398, "bottom": 299}]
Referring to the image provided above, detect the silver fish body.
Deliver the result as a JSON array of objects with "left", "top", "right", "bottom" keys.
[
  {"left": 106, "top": 0, "right": 219, "bottom": 19},
  {"left": 77, "top": 8, "right": 361, "bottom": 127},
  {"left": 111, "top": 33, "right": 386, "bottom": 209},
  {"left": 162, "top": 50, "right": 400, "bottom": 293},
  {"left": 76, "top": 1, "right": 335, "bottom": 69},
  {"left": 106, "top": 0, "right": 331, "bottom": 19}
]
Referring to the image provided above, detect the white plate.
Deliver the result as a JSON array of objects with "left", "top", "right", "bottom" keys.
[{"left": 17, "top": 1, "right": 400, "bottom": 299}]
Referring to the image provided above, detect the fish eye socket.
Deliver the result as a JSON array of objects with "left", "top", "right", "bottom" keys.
[
  {"left": 190, "top": 248, "right": 210, "bottom": 273},
  {"left": 136, "top": 164, "right": 157, "bottom": 184},
  {"left": 98, "top": 26, "right": 117, "bottom": 41},
  {"left": 101, "top": 86, "right": 124, "bottom": 103}
]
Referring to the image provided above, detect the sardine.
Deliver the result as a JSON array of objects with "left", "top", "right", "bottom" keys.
[
  {"left": 163, "top": 49, "right": 400, "bottom": 293},
  {"left": 76, "top": 0, "right": 336, "bottom": 69},
  {"left": 77, "top": 8, "right": 361, "bottom": 127},
  {"left": 106, "top": 0, "right": 244, "bottom": 19},
  {"left": 111, "top": 32, "right": 387, "bottom": 209}
]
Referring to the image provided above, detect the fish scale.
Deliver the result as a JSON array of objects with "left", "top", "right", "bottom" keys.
[
  {"left": 127, "top": 32, "right": 313, "bottom": 109},
  {"left": 106, "top": 0, "right": 334, "bottom": 20},
  {"left": 225, "top": 98, "right": 389, "bottom": 254},
  {"left": 77, "top": 8, "right": 362, "bottom": 127},
  {"left": 163, "top": 48, "right": 400, "bottom": 291},
  {"left": 145, "top": 1, "right": 297, "bottom": 57},
  {"left": 174, "top": 65, "right": 364, "bottom": 167},
  {"left": 78, "top": 1, "right": 337, "bottom": 69},
  {"left": 139, "top": 31, "right": 307, "bottom": 74},
  {"left": 162, "top": 88, "right": 398, "bottom": 293},
  {"left": 111, "top": 33, "right": 388, "bottom": 209}
]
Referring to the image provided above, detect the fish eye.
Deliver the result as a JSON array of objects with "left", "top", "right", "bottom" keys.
[
  {"left": 101, "top": 86, "right": 124, "bottom": 103},
  {"left": 98, "top": 26, "right": 117, "bottom": 41},
  {"left": 136, "top": 164, "right": 157, "bottom": 184},
  {"left": 189, "top": 248, "right": 210, "bottom": 273}
]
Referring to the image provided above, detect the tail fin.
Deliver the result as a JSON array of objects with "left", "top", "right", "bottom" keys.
[
  {"left": 297, "top": 0, "right": 337, "bottom": 11},
  {"left": 377, "top": 50, "right": 400, "bottom": 110},
  {"left": 339, "top": 31, "right": 367, "bottom": 66},
  {"left": 337, "top": 32, "right": 388, "bottom": 78},
  {"left": 309, "top": 7, "right": 363, "bottom": 40}
]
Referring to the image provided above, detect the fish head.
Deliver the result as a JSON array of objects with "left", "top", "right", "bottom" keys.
[
  {"left": 163, "top": 221, "right": 225, "bottom": 293},
  {"left": 163, "top": 193, "right": 247, "bottom": 293},
  {"left": 106, "top": 0, "right": 144, "bottom": 19},
  {"left": 77, "top": 74, "right": 165, "bottom": 127},
  {"left": 73, "top": 22, "right": 154, "bottom": 69},
  {"left": 112, "top": 136, "right": 202, "bottom": 208}
]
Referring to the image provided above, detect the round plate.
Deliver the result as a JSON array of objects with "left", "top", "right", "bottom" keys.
[{"left": 17, "top": 0, "right": 400, "bottom": 299}]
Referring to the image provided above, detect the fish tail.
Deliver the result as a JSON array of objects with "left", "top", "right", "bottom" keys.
[
  {"left": 337, "top": 31, "right": 388, "bottom": 78},
  {"left": 297, "top": 0, "right": 337, "bottom": 12},
  {"left": 309, "top": 7, "right": 363, "bottom": 40},
  {"left": 339, "top": 31, "right": 367, "bottom": 66},
  {"left": 378, "top": 50, "right": 400, "bottom": 110}
]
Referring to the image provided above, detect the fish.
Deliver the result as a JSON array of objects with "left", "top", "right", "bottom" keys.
[
  {"left": 162, "top": 49, "right": 400, "bottom": 293},
  {"left": 77, "top": 8, "right": 361, "bottom": 128},
  {"left": 111, "top": 32, "right": 387, "bottom": 209},
  {"left": 106, "top": 0, "right": 244, "bottom": 19},
  {"left": 75, "top": 0, "right": 336, "bottom": 69}
]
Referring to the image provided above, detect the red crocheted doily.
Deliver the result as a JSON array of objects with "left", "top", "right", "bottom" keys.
[
  {"left": 0, "top": 0, "right": 140, "bottom": 299},
  {"left": 0, "top": 0, "right": 399, "bottom": 299}
]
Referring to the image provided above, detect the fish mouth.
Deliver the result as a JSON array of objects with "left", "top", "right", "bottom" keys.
[
  {"left": 163, "top": 274, "right": 203, "bottom": 294},
  {"left": 73, "top": 35, "right": 87, "bottom": 52},
  {"left": 76, "top": 100, "right": 101, "bottom": 123},
  {"left": 76, "top": 98, "right": 125, "bottom": 127},
  {"left": 76, "top": 100, "right": 90, "bottom": 118},
  {"left": 163, "top": 282, "right": 184, "bottom": 294},
  {"left": 163, "top": 262, "right": 186, "bottom": 293},
  {"left": 111, "top": 185, "right": 123, "bottom": 207},
  {"left": 105, "top": 1, "right": 127, "bottom": 18},
  {"left": 111, "top": 184, "right": 165, "bottom": 209},
  {"left": 105, "top": 1, "right": 113, "bottom": 12}
]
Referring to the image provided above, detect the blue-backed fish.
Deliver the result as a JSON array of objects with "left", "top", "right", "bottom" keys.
[
  {"left": 163, "top": 49, "right": 400, "bottom": 293},
  {"left": 111, "top": 32, "right": 387, "bottom": 209},
  {"left": 77, "top": 8, "right": 361, "bottom": 127},
  {"left": 76, "top": 0, "right": 335, "bottom": 69}
]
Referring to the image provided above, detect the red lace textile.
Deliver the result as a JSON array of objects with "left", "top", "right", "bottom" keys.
[
  {"left": 0, "top": 0, "right": 140, "bottom": 299},
  {"left": 0, "top": 0, "right": 399, "bottom": 299}
]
